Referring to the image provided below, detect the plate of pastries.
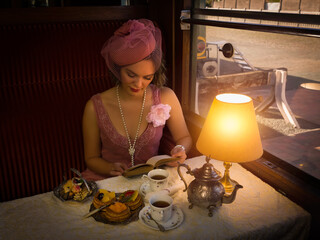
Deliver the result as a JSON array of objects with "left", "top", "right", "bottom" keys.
[
  {"left": 89, "top": 189, "right": 144, "bottom": 224},
  {"left": 53, "top": 168, "right": 97, "bottom": 202}
]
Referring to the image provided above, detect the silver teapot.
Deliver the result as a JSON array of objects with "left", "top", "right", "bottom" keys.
[{"left": 177, "top": 156, "right": 243, "bottom": 216}]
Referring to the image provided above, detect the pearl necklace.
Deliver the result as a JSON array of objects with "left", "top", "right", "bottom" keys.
[{"left": 116, "top": 85, "right": 146, "bottom": 167}]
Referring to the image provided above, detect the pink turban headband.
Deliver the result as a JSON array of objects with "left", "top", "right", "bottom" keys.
[{"left": 101, "top": 19, "right": 162, "bottom": 80}]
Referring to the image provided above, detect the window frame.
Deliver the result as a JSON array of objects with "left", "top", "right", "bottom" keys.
[{"left": 179, "top": 1, "right": 320, "bottom": 237}]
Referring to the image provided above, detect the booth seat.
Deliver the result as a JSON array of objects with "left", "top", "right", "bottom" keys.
[{"left": 0, "top": 19, "right": 174, "bottom": 202}]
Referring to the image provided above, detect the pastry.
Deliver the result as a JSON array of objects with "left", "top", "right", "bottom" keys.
[
  {"left": 59, "top": 177, "right": 92, "bottom": 201},
  {"left": 119, "top": 190, "right": 143, "bottom": 213},
  {"left": 73, "top": 187, "right": 90, "bottom": 201},
  {"left": 101, "top": 202, "right": 131, "bottom": 223},
  {"left": 93, "top": 189, "right": 116, "bottom": 209},
  {"left": 90, "top": 189, "right": 144, "bottom": 224},
  {"left": 59, "top": 179, "right": 74, "bottom": 200}
]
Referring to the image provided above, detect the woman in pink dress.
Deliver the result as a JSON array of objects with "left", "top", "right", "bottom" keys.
[{"left": 81, "top": 19, "right": 192, "bottom": 181}]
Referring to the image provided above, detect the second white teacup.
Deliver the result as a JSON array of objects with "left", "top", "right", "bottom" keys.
[
  {"left": 149, "top": 193, "right": 173, "bottom": 223},
  {"left": 142, "top": 169, "right": 169, "bottom": 192}
]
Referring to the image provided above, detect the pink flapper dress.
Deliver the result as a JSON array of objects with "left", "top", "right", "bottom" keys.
[{"left": 81, "top": 84, "right": 164, "bottom": 181}]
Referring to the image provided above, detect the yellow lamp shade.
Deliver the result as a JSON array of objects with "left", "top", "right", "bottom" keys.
[{"left": 196, "top": 93, "right": 263, "bottom": 163}]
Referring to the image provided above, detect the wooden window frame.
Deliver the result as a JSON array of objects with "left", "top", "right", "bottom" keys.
[{"left": 177, "top": 2, "right": 320, "bottom": 238}]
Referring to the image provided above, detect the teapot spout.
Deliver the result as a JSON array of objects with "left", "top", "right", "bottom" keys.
[{"left": 222, "top": 184, "right": 243, "bottom": 204}]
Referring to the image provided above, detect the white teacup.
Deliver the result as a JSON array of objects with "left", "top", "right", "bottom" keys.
[
  {"left": 149, "top": 193, "right": 173, "bottom": 223},
  {"left": 142, "top": 169, "right": 169, "bottom": 192}
]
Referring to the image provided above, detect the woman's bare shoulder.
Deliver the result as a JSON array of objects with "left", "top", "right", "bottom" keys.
[
  {"left": 83, "top": 98, "right": 95, "bottom": 116},
  {"left": 97, "top": 87, "right": 116, "bottom": 106},
  {"left": 159, "top": 86, "right": 178, "bottom": 104},
  {"left": 159, "top": 86, "right": 176, "bottom": 98},
  {"left": 84, "top": 88, "right": 115, "bottom": 112},
  {"left": 100, "top": 87, "right": 115, "bottom": 99}
]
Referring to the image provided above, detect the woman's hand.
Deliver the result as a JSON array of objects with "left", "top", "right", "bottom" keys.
[
  {"left": 167, "top": 145, "right": 187, "bottom": 167},
  {"left": 108, "top": 162, "right": 128, "bottom": 176}
]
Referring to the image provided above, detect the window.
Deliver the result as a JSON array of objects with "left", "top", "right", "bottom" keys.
[
  {"left": 180, "top": 2, "right": 320, "bottom": 234},
  {"left": 183, "top": 0, "right": 320, "bottom": 182}
]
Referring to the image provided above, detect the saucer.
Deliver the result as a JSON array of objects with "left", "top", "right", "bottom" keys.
[{"left": 139, "top": 205, "right": 184, "bottom": 231}]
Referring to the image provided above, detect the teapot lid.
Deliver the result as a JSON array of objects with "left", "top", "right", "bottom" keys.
[{"left": 193, "top": 156, "right": 222, "bottom": 181}]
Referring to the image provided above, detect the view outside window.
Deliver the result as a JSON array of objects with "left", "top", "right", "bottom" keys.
[
  {"left": 190, "top": 1, "right": 320, "bottom": 180},
  {"left": 192, "top": 26, "right": 320, "bottom": 117}
]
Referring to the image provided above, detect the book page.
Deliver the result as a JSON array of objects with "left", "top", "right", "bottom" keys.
[
  {"left": 147, "top": 155, "right": 179, "bottom": 168},
  {"left": 122, "top": 155, "right": 179, "bottom": 178},
  {"left": 122, "top": 164, "right": 154, "bottom": 178},
  {"left": 146, "top": 155, "right": 172, "bottom": 167}
]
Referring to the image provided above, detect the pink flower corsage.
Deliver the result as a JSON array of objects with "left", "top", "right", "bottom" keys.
[{"left": 146, "top": 104, "right": 171, "bottom": 127}]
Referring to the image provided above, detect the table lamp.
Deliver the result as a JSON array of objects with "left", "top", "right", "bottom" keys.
[{"left": 196, "top": 93, "right": 263, "bottom": 193}]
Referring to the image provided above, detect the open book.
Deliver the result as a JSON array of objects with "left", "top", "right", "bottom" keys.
[{"left": 122, "top": 155, "right": 179, "bottom": 178}]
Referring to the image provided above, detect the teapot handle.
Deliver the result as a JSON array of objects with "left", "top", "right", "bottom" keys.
[{"left": 177, "top": 163, "right": 193, "bottom": 192}]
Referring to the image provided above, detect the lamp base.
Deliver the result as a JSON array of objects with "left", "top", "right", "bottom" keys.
[{"left": 219, "top": 162, "right": 239, "bottom": 194}]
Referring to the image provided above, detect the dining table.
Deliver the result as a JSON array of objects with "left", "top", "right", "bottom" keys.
[{"left": 0, "top": 155, "right": 311, "bottom": 240}]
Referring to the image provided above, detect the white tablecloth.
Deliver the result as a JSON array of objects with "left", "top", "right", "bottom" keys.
[{"left": 0, "top": 156, "right": 311, "bottom": 240}]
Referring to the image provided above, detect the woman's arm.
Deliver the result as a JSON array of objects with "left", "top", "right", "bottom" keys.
[
  {"left": 82, "top": 100, "right": 127, "bottom": 176},
  {"left": 161, "top": 87, "right": 193, "bottom": 166}
]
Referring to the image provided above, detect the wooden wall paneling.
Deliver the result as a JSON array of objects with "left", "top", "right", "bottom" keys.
[
  {"left": 172, "top": 0, "right": 192, "bottom": 102},
  {"left": 173, "top": 0, "right": 192, "bottom": 100},
  {"left": 0, "top": 6, "right": 148, "bottom": 25},
  {"left": 147, "top": 0, "right": 192, "bottom": 102},
  {"left": 181, "top": 30, "right": 191, "bottom": 111},
  {"left": 147, "top": 0, "right": 174, "bottom": 91}
]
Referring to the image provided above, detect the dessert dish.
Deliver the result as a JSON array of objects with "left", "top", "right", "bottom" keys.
[
  {"left": 53, "top": 168, "right": 97, "bottom": 202},
  {"left": 54, "top": 177, "right": 97, "bottom": 202},
  {"left": 89, "top": 189, "right": 144, "bottom": 225}
]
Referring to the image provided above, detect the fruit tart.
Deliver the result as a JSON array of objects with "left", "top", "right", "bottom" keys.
[
  {"left": 89, "top": 189, "right": 144, "bottom": 224},
  {"left": 93, "top": 189, "right": 116, "bottom": 208},
  {"left": 102, "top": 202, "right": 131, "bottom": 223},
  {"left": 119, "top": 190, "right": 143, "bottom": 213}
]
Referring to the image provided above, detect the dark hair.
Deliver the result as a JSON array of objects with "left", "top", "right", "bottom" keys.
[{"left": 152, "top": 57, "right": 167, "bottom": 88}]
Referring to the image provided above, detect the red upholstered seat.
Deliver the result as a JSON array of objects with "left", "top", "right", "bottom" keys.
[{"left": 0, "top": 21, "right": 125, "bottom": 201}]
